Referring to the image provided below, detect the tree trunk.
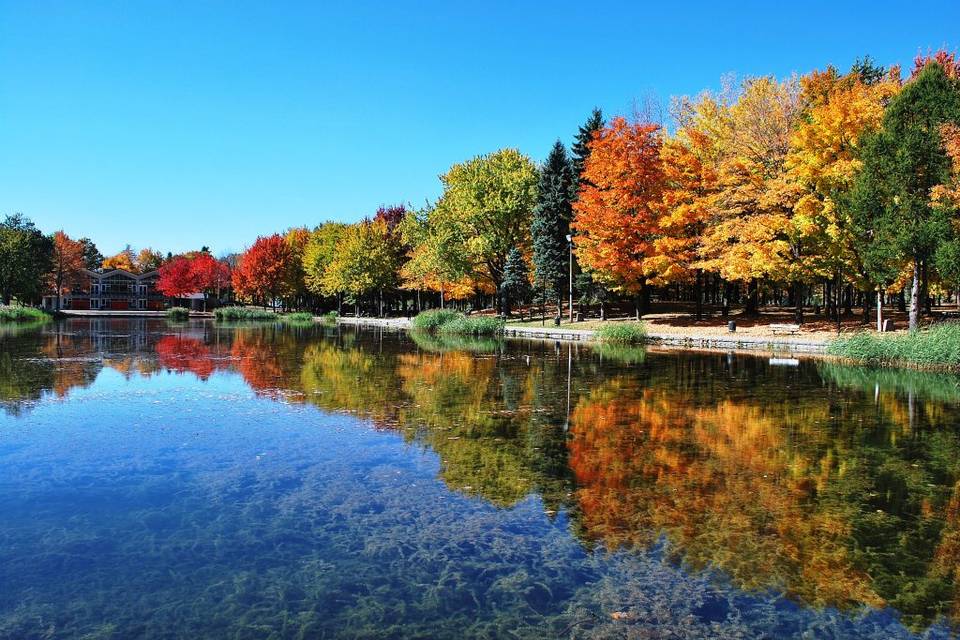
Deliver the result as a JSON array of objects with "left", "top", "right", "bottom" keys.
[
  {"left": 694, "top": 270, "right": 703, "bottom": 321},
  {"left": 793, "top": 281, "right": 804, "bottom": 325},
  {"left": 744, "top": 279, "right": 759, "bottom": 316},
  {"left": 876, "top": 287, "right": 883, "bottom": 332},
  {"left": 599, "top": 301, "right": 606, "bottom": 321},
  {"left": 909, "top": 259, "right": 920, "bottom": 332}
]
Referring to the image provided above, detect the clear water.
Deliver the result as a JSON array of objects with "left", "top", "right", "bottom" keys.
[{"left": 1, "top": 318, "right": 959, "bottom": 639}]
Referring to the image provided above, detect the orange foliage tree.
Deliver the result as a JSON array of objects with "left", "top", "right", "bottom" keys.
[
  {"left": 232, "top": 235, "right": 294, "bottom": 308},
  {"left": 48, "top": 231, "right": 86, "bottom": 311},
  {"left": 572, "top": 117, "right": 666, "bottom": 315}
]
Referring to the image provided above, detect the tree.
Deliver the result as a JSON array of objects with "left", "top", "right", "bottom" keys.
[
  {"left": 323, "top": 219, "right": 403, "bottom": 316},
  {"left": 694, "top": 76, "right": 803, "bottom": 315},
  {"left": 532, "top": 140, "right": 576, "bottom": 316},
  {"left": 850, "top": 60, "right": 960, "bottom": 330},
  {"left": 102, "top": 245, "right": 137, "bottom": 272},
  {"left": 157, "top": 256, "right": 199, "bottom": 300},
  {"left": 78, "top": 238, "right": 103, "bottom": 271},
  {"left": 572, "top": 117, "right": 666, "bottom": 316},
  {"left": 136, "top": 248, "right": 165, "bottom": 273},
  {"left": 303, "top": 222, "right": 349, "bottom": 302},
  {"left": 434, "top": 148, "right": 539, "bottom": 312},
  {"left": 0, "top": 214, "right": 53, "bottom": 305},
  {"left": 48, "top": 231, "right": 86, "bottom": 311},
  {"left": 283, "top": 227, "right": 310, "bottom": 308},
  {"left": 501, "top": 247, "right": 531, "bottom": 316},
  {"left": 399, "top": 206, "right": 474, "bottom": 308},
  {"left": 571, "top": 107, "right": 604, "bottom": 185},
  {"left": 232, "top": 235, "right": 294, "bottom": 308}
]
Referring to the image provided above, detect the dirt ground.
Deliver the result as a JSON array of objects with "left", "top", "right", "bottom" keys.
[{"left": 503, "top": 303, "right": 955, "bottom": 342}]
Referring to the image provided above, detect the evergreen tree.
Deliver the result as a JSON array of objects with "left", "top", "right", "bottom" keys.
[
  {"left": 501, "top": 247, "right": 531, "bottom": 316},
  {"left": 851, "top": 61, "right": 960, "bottom": 330},
  {"left": 532, "top": 140, "right": 575, "bottom": 315},
  {"left": 0, "top": 214, "right": 54, "bottom": 305},
  {"left": 78, "top": 238, "right": 103, "bottom": 272},
  {"left": 571, "top": 107, "right": 604, "bottom": 185}
]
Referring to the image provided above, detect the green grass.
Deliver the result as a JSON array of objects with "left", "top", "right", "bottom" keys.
[
  {"left": 214, "top": 306, "right": 278, "bottom": 321},
  {"left": 165, "top": 307, "right": 190, "bottom": 320},
  {"left": 321, "top": 311, "right": 338, "bottom": 324},
  {"left": 594, "top": 322, "right": 647, "bottom": 344},
  {"left": 282, "top": 312, "right": 315, "bottom": 323},
  {"left": 438, "top": 315, "right": 505, "bottom": 336},
  {"left": 0, "top": 306, "right": 51, "bottom": 323},
  {"left": 827, "top": 323, "right": 960, "bottom": 368},
  {"left": 411, "top": 309, "right": 462, "bottom": 331}
]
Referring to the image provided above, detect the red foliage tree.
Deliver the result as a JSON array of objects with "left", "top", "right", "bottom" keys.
[
  {"left": 157, "top": 256, "right": 199, "bottom": 298},
  {"left": 232, "top": 235, "right": 293, "bottom": 307}
]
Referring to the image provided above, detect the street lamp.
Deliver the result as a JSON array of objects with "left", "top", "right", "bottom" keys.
[{"left": 565, "top": 234, "right": 573, "bottom": 323}]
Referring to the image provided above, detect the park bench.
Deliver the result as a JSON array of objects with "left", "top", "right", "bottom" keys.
[{"left": 768, "top": 323, "right": 800, "bottom": 336}]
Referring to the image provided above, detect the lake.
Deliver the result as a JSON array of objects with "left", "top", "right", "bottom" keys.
[{"left": 1, "top": 318, "right": 959, "bottom": 639}]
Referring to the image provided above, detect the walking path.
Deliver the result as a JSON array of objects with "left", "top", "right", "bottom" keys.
[{"left": 335, "top": 316, "right": 829, "bottom": 354}]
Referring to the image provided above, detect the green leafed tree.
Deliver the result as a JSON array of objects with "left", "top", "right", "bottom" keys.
[
  {"left": 0, "top": 214, "right": 54, "bottom": 306},
  {"left": 434, "top": 148, "right": 538, "bottom": 311},
  {"left": 850, "top": 60, "right": 960, "bottom": 330},
  {"left": 532, "top": 140, "right": 575, "bottom": 315}
]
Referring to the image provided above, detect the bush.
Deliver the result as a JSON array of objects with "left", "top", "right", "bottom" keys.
[
  {"left": 438, "top": 315, "right": 505, "bottom": 336},
  {"left": 282, "top": 312, "right": 314, "bottom": 323},
  {"left": 165, "top": 307, "right": 190, "bottom": 320},
  {"left": 827, "top": 323, "right": 960, "bottom": 368},
  {"left": 321, "top": 311, "right": 338, "bottom": 324},
  {"left": 0, "top": 306, "right": 51, "bottom": 323},
  {"left": 411, "top": 309, "right": 462, "bottom": 331},
  {"left": 214, "top": 306, "right": 278, "bottom": 321},
  {"left": 595, "top": 322, "right": 647, "bottom": 344}
]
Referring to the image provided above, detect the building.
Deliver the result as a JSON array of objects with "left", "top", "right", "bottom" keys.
[{"left": 43, "top": 269, "right": 166, "bottom": 311}]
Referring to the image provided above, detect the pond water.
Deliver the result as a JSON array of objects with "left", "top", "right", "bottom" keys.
[{"left": 2, "top": 318, "right": 960, "bottom": 639}]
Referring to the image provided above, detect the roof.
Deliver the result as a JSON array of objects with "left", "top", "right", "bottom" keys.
[{"left": 82, "top": 268, "right": 159, "bottom": 280}]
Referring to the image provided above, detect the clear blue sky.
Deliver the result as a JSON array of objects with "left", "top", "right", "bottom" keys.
[{"left": 1, "top": 1, "right": 958, "bottom": 256}]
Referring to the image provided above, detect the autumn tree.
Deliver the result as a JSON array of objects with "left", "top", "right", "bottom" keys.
[
  {"left": 102, "top": 245, "right": 138, "bottom": 273},
  {"left": 323, "top": 219, "right": 403, "bottom": 316},
  {"left": 850, "top": 60, "right": 960, "bottom": 330},
  {"left": 399, "top": 206, "right": 473, "bottom": 308},
  {"left": 232, "top": 234, "right": 294, "bottom": 308},
  {"left": 302, "top": 222, "right": 349, "bottom": 308},
  {"left": 157, "top": 256, "right": 198, "bottom": 300},
  {"left": 48, "top": 231, "right": 86, "bottom": 311},
  {"left": 136, "top": 248, "right": 165, "bottom": 273},
  {"left": 283, "top": 227, "right": 310, "bottom": 309},
  {"left": 572, "top": 117, "right": 666, "bottom": 317},
  {"left": 532, "top": 141, "right": 576, "bottom": 316},
  {"left": 433, "top": 148, "right": 538, "bottom": 313}
]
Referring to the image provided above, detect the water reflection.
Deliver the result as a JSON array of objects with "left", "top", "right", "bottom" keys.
[{"left": 2, "top": 318, "right": 960, "bottom": 637}]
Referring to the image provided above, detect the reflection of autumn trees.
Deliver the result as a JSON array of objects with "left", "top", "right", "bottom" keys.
[
  {"left": 569, "top": 370, "right": 960, "bottom": 628},
  {"left": 156, "top": 336, "right": 215, "bottom": 379}
]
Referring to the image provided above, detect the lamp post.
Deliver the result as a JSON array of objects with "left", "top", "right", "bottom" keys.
[{"left": 565, "top": 234, "right": 573, "bottom": 323}]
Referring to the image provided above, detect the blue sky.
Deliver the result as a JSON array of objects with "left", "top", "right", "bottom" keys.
[{"left": 1, "top": 1, "right": 958, "bottom": 256}]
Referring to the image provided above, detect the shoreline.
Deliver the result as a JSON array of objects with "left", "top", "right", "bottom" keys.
[{"left": 334, "top": 316, "right": 829, "bottom": 355}]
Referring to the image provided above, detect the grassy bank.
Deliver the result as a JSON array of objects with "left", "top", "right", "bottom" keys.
[
  {"left": 411, "top": 309, "right": 504, "bottom": 336},
  {"left": 214, "top": 306, "right": 278, "bottom": 321},
  {"left": 0, "top": 306, "right": 51, "bottom": 323},
  {"left": 281, "top": 312, "right": 315, "bottom": 324},
  {"left": 165, "top": 307, "right": 190, "bottom": 320},
  {"left": 827, "top": 323, "right": 960, "bottom": 369}
]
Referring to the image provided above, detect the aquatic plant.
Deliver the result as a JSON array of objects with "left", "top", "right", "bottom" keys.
[
  {"left": 438, "top": 315, "right": 505, "bottom": 337},
  {"left": 281, "top": 311, "right": 315, "bottom": 324},
  {"left": 411, "top": 308, "right": 462, "bottom": 331},
  {"left": 213, "top": 306, "right": 278, "bottom": 321},
  {"left": 0, "top": 306, "right": 50, "bottom": 324},
  {"left": 594, "top": 322, "right": 647, "bottom": 344},
  {"left": 165, "top": 306, "right": 190, "bottom": 320},
  {"left": 321, "top": 311, "right": 338, "bottom": 324},
  {"left": 827, "top": 322, "right": 960, "bottom": 368}
]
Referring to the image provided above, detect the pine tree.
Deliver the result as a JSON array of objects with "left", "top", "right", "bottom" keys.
[
  {"left": 532, "top": 140, "right": 575, "bottom": 315},
  {"left": 501, "top": 247, "right": 531, "bottom": 316},
  {"left": 851, "top": 60, "right": 960, "bottom": 331},
  {"left": 571, "top": 107, "right": 604, "bottom": 185}
]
